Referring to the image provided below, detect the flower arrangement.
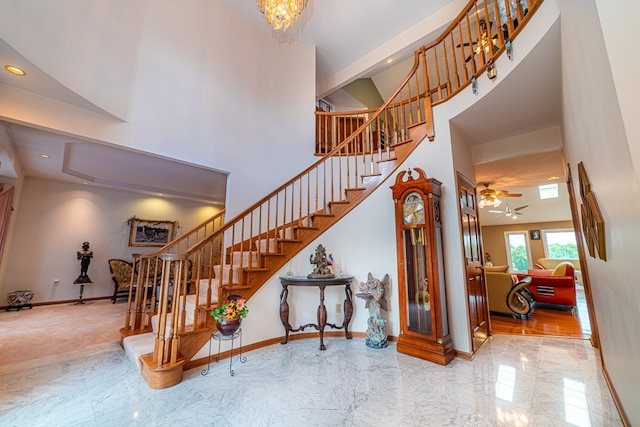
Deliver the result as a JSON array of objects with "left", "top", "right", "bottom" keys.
[
  {"left": 210, "top": 297, "right": 249, "bottom": 323},
  {"left": 484, "top": 252, "right": 492, "bottom": 263}
]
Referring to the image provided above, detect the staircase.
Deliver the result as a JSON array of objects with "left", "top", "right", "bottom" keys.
[{"left": 120, "top": 0, "right": 544, "bottom": 389}]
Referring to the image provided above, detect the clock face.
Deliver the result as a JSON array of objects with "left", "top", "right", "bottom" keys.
[{"left": 403, "top": 192, "right": 425, "bottom": 224}]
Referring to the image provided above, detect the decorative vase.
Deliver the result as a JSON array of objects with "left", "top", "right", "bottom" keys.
[{"left": 216, "top": 317, "right": 241, "bottom": 336}]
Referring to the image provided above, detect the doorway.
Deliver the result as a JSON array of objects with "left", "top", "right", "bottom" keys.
[{"left": 481, "top": 170, "right": 598, "bottom": 345}]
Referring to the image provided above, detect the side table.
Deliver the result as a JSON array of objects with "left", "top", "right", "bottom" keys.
[
  {"left": 279, "top": 275, "right": 354, "bottom": 350},
  {"left": 201, "top": 328, "right": 247, "bottom": 377}
]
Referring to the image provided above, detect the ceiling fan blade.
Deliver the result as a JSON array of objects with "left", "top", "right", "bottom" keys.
[
  {"left": 488, "top": 210, "right": 503, "bottom": 213},
  {"left": 499, "top": 193, "right": 523, "bottom": 197},
  {"left": 514, "top": 205, "right": 529, "bottom": 211}
]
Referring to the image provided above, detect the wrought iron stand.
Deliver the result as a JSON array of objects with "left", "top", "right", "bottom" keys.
[{"left": 201, "top": 328, "right": 246, "bottom": 377}]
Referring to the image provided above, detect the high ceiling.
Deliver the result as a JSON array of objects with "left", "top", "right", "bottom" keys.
[{"left": 0, "top": 0, "right": 568, "bottom": 224}]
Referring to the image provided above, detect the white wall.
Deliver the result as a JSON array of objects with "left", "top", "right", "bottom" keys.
[
  {"left": 0, "top": 0, "right": 316, "bottom": 218},
  {"left": 593, "top": 0, "right": 640, "bottom": 192},
  {"left": 471, "top": 126, "right": 563, "bottom": 164},
  {"left": 559, "top": 0, "right": 640, "bottom": 423},
  {"left": 0, "top": 177, "right": 220, "bottom": 303}
]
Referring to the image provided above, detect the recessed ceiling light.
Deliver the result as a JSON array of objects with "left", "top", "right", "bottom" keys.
[
  {"left": 386, "top": 58, "right": 393, "bottom": 64},
  {"left": 39, "top": 153, "right": 50, "bottom": 159},
  {"left": 5, "top": 65, "right": 26, "bottom": 76}
]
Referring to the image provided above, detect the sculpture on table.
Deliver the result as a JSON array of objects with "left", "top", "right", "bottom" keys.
[
  {"left": 356, "top": 272, "right": 389, "bottom": 349},
  {"left": 307, "top": 244, "right": 335, "bottom": 278},
  {"left": 74, "top": 241, "right": 93, "bottom": 284}
]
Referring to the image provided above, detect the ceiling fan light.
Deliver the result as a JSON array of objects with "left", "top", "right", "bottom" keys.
[{"left": 492, "top": 198, "right": 502, "bottom": 207}]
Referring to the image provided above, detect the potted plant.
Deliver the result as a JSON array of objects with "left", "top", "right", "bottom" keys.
[{"left": 210, "top": 296, "right": 249, "bottom": 336}]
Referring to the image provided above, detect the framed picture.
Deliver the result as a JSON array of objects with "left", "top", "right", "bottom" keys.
[
  {"left": 128, "top": 218, "right": 177, "bottom": 247},
  {"left": 530, "top": 229, "right": 541, "bottom": 240},
  {"left": 587, "top": 192, "right": 606, "bottom": 261},
  {"left": 577, "top": 161, "right": 591, "bottom": 202}
]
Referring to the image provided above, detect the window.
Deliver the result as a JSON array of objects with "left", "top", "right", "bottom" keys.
[
  {"left": 504, "top": 231, "right": 532, "bottom": 273},
  {"left": 538, "top": 183, "right": 558, "bottom": 199},
  {"left": 542, "top": 229, "right": 578, "bottom": 259}
]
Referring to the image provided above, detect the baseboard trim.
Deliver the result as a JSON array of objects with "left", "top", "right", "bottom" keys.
[
  {"left": 1, "top": 296, "right": 112, "bottom": 311},
  {"left": 186, "top": 331, "right": 369, "bottom": 371},
  {"left": 186, "top": 331, "right": 471, "bottom": 373},
  {"left": 602, "top": 364, "right": 630, "bottom": 426},
  {"left": 454, "top": 350, "right": 474, "bottom": 361}
]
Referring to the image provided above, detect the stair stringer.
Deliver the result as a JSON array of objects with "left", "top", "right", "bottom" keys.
[{"left": 219, "top": 122, "right": 429, "bottom": 303}]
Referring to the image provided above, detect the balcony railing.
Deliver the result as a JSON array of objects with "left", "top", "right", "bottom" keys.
[{"left": 316, "top": 0, "right": 541, "bottom": 154}]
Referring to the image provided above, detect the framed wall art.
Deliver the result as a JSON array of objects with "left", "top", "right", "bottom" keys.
[
  {"left": 128, "top": 217, "right": 177, "bottom": 247},
  {"left": 577, "top": 162, "right": 591, "bottom": 202},
  {"left": 577, "top": 162, "right": 606, "bottom": 261}
]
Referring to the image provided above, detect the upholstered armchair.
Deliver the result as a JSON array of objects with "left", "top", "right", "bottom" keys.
[
  {"left": 486, "top": 272, "right": 534, "bottom": 318},
  {"left": 517, "top": 261, "right": 576, "bottom": 307},
  {"left": 108, "top": 259, "right": 136, "bottom": 304}
]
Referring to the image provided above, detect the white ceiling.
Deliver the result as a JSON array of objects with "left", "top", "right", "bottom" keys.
[{"left": 0, "top": 1, "right": 569, "bottom": 224}]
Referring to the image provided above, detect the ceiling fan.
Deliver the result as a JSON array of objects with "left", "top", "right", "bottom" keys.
[
  {"left": 477, "top": 183, "right": 522, "bottom": 208},
  {"left": 489, "top": 203, "right": 529, "bottom": 218}
]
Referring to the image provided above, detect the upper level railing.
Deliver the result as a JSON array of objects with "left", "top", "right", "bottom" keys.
[
  {"left": 122, "top": 0, "right": 544, "bottom": 374},
  {"left": 316, "top": 0, "right": 541, "bottom": 153}
]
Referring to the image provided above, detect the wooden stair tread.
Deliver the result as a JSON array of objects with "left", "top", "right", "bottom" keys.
[{"left": 379, "top": 156, "right": 398, "bottom": 163}]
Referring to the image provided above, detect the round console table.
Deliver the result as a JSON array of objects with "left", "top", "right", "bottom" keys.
[{"left": 279, "top": 275, "right": 354, "bottom": 350}]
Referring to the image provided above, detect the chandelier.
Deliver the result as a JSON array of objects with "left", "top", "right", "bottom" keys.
[{"left": 257, "top": 0, "right": 308, "bottom": 31}]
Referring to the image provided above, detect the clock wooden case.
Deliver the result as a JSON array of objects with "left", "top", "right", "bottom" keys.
[{"left": 390, "top": 168, "right": 454, "bottom": 365}]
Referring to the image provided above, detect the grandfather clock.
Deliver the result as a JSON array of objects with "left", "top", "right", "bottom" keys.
[{"left": 390, "top": 168, "right": 454, "bottom": 365}]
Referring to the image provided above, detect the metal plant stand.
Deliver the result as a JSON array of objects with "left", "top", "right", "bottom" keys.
[{"left": 201, "top": 328, "right": 246, "bottom": 377}]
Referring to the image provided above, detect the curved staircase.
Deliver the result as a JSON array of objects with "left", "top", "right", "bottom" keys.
[{"left": 120, "top": 0, "right": 544, "bottom": 389}]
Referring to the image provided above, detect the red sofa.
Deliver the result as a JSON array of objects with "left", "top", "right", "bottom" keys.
[{"left": 516, "top": 262, "right": 576, "bottom": 307}]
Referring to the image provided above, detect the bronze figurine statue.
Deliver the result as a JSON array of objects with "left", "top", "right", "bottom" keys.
[
  {"left": 74, "top": 241, "right": 94, "bottom": 284},
  {"left": 307, "top": 244, "right": 335, "bottom": 278}
]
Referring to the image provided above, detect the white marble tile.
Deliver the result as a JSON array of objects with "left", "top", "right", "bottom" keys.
[{"left": 0, "top": 335, "right": 625, "bottom": 426}]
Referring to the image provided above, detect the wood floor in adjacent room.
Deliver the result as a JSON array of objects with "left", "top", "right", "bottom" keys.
[{"left": 490, "top": 286, "right": 590, "bottom": 339}]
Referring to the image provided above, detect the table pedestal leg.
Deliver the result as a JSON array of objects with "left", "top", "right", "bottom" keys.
[
  {"left": 318, "top": 285, "right": 327, "bottom": 350},
  {"left": 280, "top": 285, "right": 291, "bottom": 344},
  {"left": 343, "top": 284, "right": 353, "bottom": 339}
]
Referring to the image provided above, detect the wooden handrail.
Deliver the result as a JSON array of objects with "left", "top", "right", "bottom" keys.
[
  {"left": 122, "top": 0, "right": 545, "bottom": 386},
  {"left": 316, "top": 0, "right": 543, "bottom": 149}
]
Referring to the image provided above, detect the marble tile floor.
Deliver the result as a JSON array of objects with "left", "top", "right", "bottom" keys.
[{"left": 0, "top": 332, "right": 623, "bottom": 426}]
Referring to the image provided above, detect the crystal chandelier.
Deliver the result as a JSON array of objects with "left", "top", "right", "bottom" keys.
[{"left": 257, "top": 0, "right": 308, "bottom": 31}]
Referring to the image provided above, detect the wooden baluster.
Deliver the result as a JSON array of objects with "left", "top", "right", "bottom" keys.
[
  {"left": 447, "top": 33, "right": 460, "bottom": 91},
  {"left": 442, "top": 38, "right": 452, "bottom": 97},
  {"left": 456, "top": 22, "right": 469, "bottom": 84}
]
